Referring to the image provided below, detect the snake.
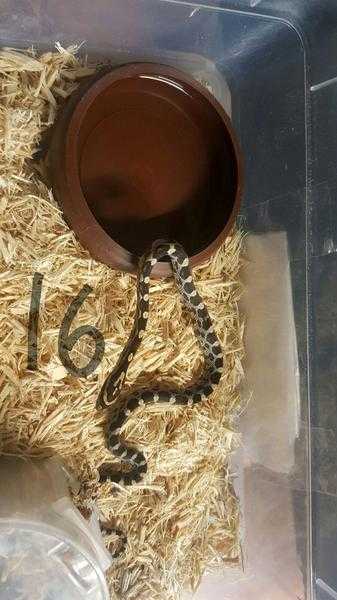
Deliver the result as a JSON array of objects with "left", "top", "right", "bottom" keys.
[{"left": 96, "top": 240, "right": 223, "bottom": 556}]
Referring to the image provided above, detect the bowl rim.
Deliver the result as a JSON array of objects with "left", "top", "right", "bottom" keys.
[{"left": 58, "top": 62, "right": 244, "bottom": 278}]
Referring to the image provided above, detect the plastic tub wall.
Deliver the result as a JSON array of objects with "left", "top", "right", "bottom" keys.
[{"left": 1, "top": 1, "right": 337, "bottom": 599}]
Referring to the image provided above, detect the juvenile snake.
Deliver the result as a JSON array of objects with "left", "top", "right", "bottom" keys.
[{"left": 97, "top": 240, "right": 223, "bottom": 555}]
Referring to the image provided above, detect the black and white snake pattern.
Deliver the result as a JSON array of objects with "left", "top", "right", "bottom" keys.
[{"left": 97, "top": 240, "right": 223, "bottom": 556}]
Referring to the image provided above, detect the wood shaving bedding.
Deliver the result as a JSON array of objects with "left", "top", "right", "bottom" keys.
[{"left": 0, "top": 46, "right": 244, "bottom": 600}]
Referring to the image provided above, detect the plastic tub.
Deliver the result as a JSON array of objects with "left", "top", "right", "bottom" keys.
[{"left": 1, "top": 1, "right": 337, "bottom": 599}]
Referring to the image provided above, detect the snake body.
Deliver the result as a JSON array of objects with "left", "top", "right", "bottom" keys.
[{"left": 97, "top": 241, "right": 223, "bottom": 553}]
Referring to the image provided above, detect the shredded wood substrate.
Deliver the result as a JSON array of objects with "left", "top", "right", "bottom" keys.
[{"left": 0, "top": 47, "right": 245, "bottom": 600}]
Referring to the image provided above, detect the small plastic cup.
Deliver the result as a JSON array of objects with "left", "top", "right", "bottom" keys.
[{"left": 0, "top": 456, "right": 111, "bottom": 600}]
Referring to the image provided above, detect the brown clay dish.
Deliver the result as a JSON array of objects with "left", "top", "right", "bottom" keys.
[{"left": 49, "top": 63, "right": 243, "bottom": 277}]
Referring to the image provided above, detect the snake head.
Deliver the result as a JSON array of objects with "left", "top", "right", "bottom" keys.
[
  {"left": 96, "top": 381, "right": 112, "bottom": 409},
  {"left": 96, "top": 372, "right": 125, "bottom": 409},
  {"left": 96, "top": 387, "right": 107, "bottom": 410}
]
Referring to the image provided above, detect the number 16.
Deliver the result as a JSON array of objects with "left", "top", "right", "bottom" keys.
[{"left": 27, "top": 273, "right": 105, "bottom": 378}]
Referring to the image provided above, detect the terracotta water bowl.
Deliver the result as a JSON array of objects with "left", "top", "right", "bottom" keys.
[{"left": 49, "top": 63, "right": 243, "bottom": 277}]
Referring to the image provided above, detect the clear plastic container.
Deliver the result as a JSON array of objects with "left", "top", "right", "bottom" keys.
[
  {"left": 1, "top": 1, "right": 337, "bottom": 599},
  {"left": 0, "top": 456, "right": 111, "bottom": 600}
]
